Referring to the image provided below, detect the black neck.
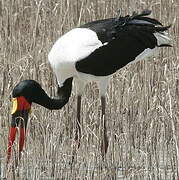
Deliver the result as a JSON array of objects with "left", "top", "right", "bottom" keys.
[
  {"left": 33, "top": 78, "right": 73, "bottom": 110},
  {"left": 12, "top": 78, "right": 73, "bottom": 110},
  {"left": 34, "top": 94, "right": 69, "bottom": 110}
]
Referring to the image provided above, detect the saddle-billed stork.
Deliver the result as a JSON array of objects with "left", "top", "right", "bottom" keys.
[{"left": 7, "top": 10, "right": 171, "bottom": 162}]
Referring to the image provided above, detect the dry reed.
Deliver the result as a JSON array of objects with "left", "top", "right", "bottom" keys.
[{"left": 0, "top": 0, "right": 179, "bottom": 179}]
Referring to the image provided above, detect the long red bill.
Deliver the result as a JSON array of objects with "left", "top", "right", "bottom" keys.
[
  {"left": 7, "top": 127, "right": 17, "bottom": 162},
  {"left": 7, "top": 96, "right": 31, "bottom": 163}
]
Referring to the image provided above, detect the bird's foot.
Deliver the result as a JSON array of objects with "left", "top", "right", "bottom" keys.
[
  {"left": 101, "top": 135, "right": 109, "bottom": 160},
  {"left": 71, "top": 134, "right": 81, "bottom": 164}
]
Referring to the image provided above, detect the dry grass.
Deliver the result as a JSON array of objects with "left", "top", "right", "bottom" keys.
[{"left": 0, "top": 0, "right": 179, "bottom": 179}]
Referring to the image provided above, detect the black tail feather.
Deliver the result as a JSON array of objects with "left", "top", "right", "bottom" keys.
[
  {"left": 136, "top": 17, "right": 163, "bottom": 26},
  {"left": 155, "top": 25, "right": 172, "bottom": 32},
  {"left": 158, "top": 44, "right": 172, "bottom": 47},
  {"left": 116, "top": 9, "right": 170, "bottom": 27},
  {"left": 130, "top": 10, "right": 163, "bottom": 26},
  {"left": 131, "top": 9, "right": 152, "bottom": 19}
]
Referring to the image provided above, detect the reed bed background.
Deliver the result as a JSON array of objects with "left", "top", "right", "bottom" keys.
[{"left": 0, "top": 0, "right": 178, "bottom": 179}]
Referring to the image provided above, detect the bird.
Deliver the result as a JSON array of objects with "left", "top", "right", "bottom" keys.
[{"left": 7, "top": 9, "right": 171, "bottom": 162}]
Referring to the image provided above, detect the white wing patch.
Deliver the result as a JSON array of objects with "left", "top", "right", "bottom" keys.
[
  {"left": 49, "top": 28, "right": 102, "bottom": 63},
  {"left": 48, "top": 28, "right": 103, "bottom": 85}
]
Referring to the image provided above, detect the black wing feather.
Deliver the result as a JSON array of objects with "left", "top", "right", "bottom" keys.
[
  {"left": 76, "top": 10, "right": 171, "bottom": 76},
  {"left": 76, "top": 26, "right": 157, "bottom": 76}
]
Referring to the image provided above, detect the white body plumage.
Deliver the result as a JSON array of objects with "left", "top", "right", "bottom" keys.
[{"left": 48, "top": 27, "right": 170, "bottom": 96}]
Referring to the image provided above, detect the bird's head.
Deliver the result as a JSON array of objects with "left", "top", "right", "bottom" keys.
[
  {"left": 10, "top": 78, "right": 72, "bottom": 128},
  {"left": 11, "top": 80, "right": 44, "bottom": 123},
  {"left": 7, "top": 79, "right": 73, "bottom": 162},
  {"left": 7, "top": 80, "right": 46, "bottom": 161}
]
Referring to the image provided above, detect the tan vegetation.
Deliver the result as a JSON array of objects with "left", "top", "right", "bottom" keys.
[{"left": 0, "top": 0, "right": 179, "bottom": 179}]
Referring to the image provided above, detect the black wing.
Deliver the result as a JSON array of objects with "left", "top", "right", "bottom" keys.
[
  {"left": 76, "top": 10, "right": 171, "bottom": 76},
  {"left": 80, "top": 18, "right": 116, "bottom": 43}
]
